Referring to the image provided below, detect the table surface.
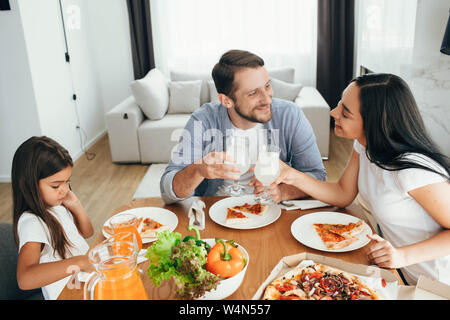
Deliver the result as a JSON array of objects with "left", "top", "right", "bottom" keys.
[{"left": 58, "top": 196, "right": 402, "bottom": 300}]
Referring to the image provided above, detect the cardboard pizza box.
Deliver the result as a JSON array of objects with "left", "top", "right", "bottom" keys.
[
  {"left": 413, "top": 276, "right": 450, "bottom": 300},
  {"left": 251, "top": 252, "right": 450, "bottom": 300}
]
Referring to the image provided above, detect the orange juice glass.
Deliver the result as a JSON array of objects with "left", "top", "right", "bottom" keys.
[
  {"left": 84, "top": 240, "right": 148, "bottom": 300},
  {"left": 110, "top": 213, "right": 142, "bottom": 251}
]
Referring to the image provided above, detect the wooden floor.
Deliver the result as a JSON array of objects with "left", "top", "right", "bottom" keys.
[{"left": 0, "top": 131, "right": 352, "bottom": 245}]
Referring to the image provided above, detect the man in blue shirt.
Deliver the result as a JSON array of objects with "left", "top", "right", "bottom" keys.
[{"left": 160, "top": 50, "right": 326, "bottom": 204}]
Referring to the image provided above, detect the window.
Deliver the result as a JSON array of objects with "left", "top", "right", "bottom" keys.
[{"left": 150, "top": 0, "right": 318, "bottom": 85}]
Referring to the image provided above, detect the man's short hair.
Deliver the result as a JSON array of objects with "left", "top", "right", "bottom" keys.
[{"left": 212, "top": 49, "right": 265, "bottom": 99}]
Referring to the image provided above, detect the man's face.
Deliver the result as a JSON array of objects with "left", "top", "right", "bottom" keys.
[{"left": 230, "top": 66, "right": 273, "bottom": 124}]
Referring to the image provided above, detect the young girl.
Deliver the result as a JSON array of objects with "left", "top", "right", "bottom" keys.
[
  {"left": 12, "top": 136, "right": 94, "bottom": 300},
  {"left": 262, "top": 73, "right": 450, "bottom": 285}
]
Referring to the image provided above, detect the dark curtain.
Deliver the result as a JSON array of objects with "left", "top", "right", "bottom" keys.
[
  {"left": 126, "top": 0, "right": 156, "bottom": 80},
  {"left": 316, "top": 0, "right": 355, "bottom": 127}
]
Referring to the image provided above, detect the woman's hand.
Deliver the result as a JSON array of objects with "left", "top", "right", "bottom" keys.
[
  {"left": 273, "top": 159, "right": 298, "bottom": 186},
  {"left": 366, "top": 234, "right": 407, "bottom": 269}
]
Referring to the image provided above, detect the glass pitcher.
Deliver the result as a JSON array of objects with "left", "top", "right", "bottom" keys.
[{"left": 83, "top": 236, "right": 148, "bottom": 300}]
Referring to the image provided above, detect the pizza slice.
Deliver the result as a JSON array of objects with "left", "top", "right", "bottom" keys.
[
  {"left": 225, "top": 208, "right": 250, "bottom": 225},
  {"left": 140, "top": 217, "right": 170, "bottom": 238},
  {"left": 231, "top": 203, "right": 269, "bottom": 216},
  {"left": 316, "top": 220, "right": 364, "bottom": 239},
  {"left": 313, "top": 224, "right": 359, "bottom": 250}
]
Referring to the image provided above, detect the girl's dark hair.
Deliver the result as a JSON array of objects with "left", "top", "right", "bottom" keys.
[
  {"left": 353, "top": 73, "right": 450, "bottom": 181},
  {"left": 12, "top": 136, "right": 74, "bottom": 259},
  {"left": 212, "top": 49, "right": 264, "bottom": 99}
]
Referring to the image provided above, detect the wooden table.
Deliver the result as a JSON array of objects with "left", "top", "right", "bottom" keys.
[{"left": 58, "top": 197, "right": 401, "bottom": 300}]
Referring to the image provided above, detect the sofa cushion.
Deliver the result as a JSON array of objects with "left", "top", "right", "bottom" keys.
[
  {"left": 130, "top": 69, "right": 169, "bottom": 120},
  {"left": 170, "top": 70, "right": 211, "bottom": 105},
  {"left": 268, "top": 66, "right": 295, "bottom": 83},
  {"left": 138, "top": 114, "right": 191, "bottom": 163},
  {"left": 208, "top": 80, "right": 219, "bottom": 102},
  {"left": 168, "top": 80, "right": 202, "bottom": 114},
  {"left": 271, "top": 78, "right": 302, "bottom": 101}
]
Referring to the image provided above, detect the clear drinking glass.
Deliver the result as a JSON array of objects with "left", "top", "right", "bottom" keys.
[
  {"left": 222, "top": 135, "right": 250, "bottom": 196},
  {"left": 254, "top": 144, "right": 280, "bottom": 204}
]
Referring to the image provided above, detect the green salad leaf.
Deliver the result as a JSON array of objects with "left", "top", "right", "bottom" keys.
[{"left": 145, "top": 230, "right": 220, "bottom": 299}]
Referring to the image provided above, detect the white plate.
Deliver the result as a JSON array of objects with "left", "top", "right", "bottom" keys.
[
  {"left": 102, "top": 207, "right": 178, "bottom": 243},
  {"left": 290, "top": 211, "right": 372, "bottom": 252},
  {"left": 209, "top": 195, "right": 282, "bottom": 229}
]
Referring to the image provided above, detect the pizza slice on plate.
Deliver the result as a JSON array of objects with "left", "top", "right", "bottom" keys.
[
  {"left": 140, "top": 217, "right": 170, "bottom": 238},
  {"left": 225, "top": 208, "right": 250, "bottom": 225},
  {"left": 313, "top": 221, "right": 364, "bottom": 250},
  {"left": 317, "top": 220, "right": 364, "bottom": 239},
  {"left": 231, "top": 203, "right": 269, "bottom": 216}
]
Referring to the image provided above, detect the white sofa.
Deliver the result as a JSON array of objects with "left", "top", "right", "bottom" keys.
[{"left": 106, "top": 67, "right": 330, "bottom": 163}]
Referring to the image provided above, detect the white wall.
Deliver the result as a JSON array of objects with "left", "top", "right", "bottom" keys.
[
  {"left": 355, "top": 0, "right": 450, "bottom": 156},
  {"left": 0, "top": 0, "right": 41, "bottom": 182},
  {"left": 84, "top": 0, "right": 134, "bottom": 113},
  {"left": 0, "top": 0, "right": 134, "bottom": 181}
]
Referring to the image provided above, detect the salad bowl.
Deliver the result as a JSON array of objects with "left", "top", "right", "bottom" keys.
[{"left": 198, "top": 238, "right": 249, "bottom": 300}]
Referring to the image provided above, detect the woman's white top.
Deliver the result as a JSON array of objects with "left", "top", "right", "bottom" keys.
[
  {"left": 17, "top": 205, "right": 90, "bottom": 300},
  {"left": 354, "top": 140, "right": 449, "bottom": 285}
]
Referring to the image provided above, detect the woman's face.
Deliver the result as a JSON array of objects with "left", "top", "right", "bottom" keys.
[
  {"left": 38, "top": 165, "right": 72, "bottom": 207},
  {"left": 330, "top": 82, "right": 366, "bottom": 145}
]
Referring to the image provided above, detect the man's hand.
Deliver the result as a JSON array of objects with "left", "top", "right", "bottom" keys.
[
  {"left": 249, "top": 177, "right": 283, "bottom": 203},
  {"left": 194, "top": 152, "right": 241, "bottom": 180}
]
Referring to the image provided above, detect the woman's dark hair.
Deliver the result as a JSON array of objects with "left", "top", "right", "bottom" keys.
[
  {"left": 353, "top": 73, "right": 449, "bottom": 180},
  {"left": 212, "top": 49, "right": 264, "bottom": 99},
  {"left": 12, "top": 136, "right": 74, "bottom": 259}
]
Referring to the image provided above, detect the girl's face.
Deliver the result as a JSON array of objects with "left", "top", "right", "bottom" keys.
[
  {"left": 330, "top": 82, "right": 366, "bottom": 146},
  {"left": 38, "top": 165, "right": 72, "bottom": 207}
]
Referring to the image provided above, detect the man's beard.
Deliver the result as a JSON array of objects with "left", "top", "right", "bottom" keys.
[{"left": 234, "top": 103, "right": 273, "bottom": 124}]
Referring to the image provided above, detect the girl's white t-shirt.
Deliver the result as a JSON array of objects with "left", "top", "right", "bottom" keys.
[
  {"left": 354, "top": 140, "right": 450, "bottom": 285},
  {"left": 17, "top": 205, "right": 90, "bottom": 300}
]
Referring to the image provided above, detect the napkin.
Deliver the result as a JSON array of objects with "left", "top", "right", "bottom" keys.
[
  {"left": 280, "top": 199, "right": 331, "bottom": 211},
  {"left": 188, "top": 199, "right": 206, "bottom": 230}
]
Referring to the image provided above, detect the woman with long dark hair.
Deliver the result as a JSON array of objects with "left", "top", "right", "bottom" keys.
[
  {"left": 12, "top": 136, "right": 94, "bottom": 299},
  {"left": 262, "top": 73, "right": 450, "bottom": 285}
]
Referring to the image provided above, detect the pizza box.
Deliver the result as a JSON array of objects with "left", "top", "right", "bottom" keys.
[
  {"left": 251, "top": 252, "right": 450, "bottom": 300},
  {"left": 412, "top": 276, "right": 450, "bottom": 300}
]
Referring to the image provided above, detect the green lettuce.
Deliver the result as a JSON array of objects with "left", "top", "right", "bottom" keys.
[{"left": 145, "top": 230, "right": 219, "bottom": 299}]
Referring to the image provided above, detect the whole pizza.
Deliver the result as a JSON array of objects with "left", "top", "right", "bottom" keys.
[{"left": 263, "top": 263, "right": 381, "bottom": 300}]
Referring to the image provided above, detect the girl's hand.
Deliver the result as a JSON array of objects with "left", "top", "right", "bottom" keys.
[
  {"left": 366, "top": 234, "right": 407, "bottom": 269},
  {"left": 62, "top": 190, "right": 81, "bottom": 211},
  {"left": 76, "top": 255, "right": 94, "bottom": 273}
]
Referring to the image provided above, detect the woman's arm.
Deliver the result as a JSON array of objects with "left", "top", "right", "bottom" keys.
[
  {"left": 273, "top": 149, "right": 361, "bottom": 207},
  {"left": 367, "top": 181, "right": 450, "bottom": 268},
  {"left": 62, "top": 191, "right": 94, "bottom": 238},
  {"left": 16, "top": 242, "right": 93, "bottom": 290}
]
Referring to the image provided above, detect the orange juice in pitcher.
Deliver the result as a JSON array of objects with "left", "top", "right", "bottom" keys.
[
  {"left": 110, "top": 213, "right": 143, "bottom": 251},
  {"left": 84, "top": 240, "right": 148, "bottom": 300}
]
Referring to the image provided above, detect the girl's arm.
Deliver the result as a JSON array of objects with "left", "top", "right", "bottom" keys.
[
  {"left": 16, "top": 242, "right": 93, "bottom": 291},
  {"left": 273, "top": 149, "right": 361, "bottom": 207},
  {"left": 367, "top": 181, "right": 450, "bottom": 268},
  {"left": 62, "top": 191, "right": 94, "bottom": 238}
]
